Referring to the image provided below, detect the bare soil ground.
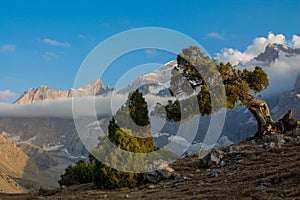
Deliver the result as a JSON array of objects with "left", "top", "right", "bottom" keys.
[{"left": 1, "top": 135, "right": 299, "bottom": 200}]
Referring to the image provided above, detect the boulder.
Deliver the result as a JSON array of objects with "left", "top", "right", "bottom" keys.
[
  {"left": 142, "top": 167, "right": 180, "bottom": 184},
  {"left": 199, "top": 149, "right": 224, "bottom": 168}
]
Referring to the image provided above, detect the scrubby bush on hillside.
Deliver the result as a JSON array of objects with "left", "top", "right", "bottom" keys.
[{"left": 59, "top": 90, "right": 159, "bottom": 189}]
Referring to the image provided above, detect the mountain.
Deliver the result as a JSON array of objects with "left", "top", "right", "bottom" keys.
[
  {"left": 0, "top": 118, "right": 83, "bottom": 155},
  {"left": 15, "top": 79, "right": 110, "bottom": 104},
  {"left": 254, "top": 43, "right": 300, "bottom": 63},
  {"left": 0, "top": 117, "right": 103, "bottom": 191},
  {"left": 119, "top": 60, "right": 177, "bottom": 96},
  {"left": 273, "top": 75, "right": 300, "bottom": 119},
  {"left": 295, "top": 75, "right": 300, "bottom": 94},
  {"left": 0, "top": 134, "right": 58, "bottom": 193},
  {"left": 0, "top": 134, "right": 28, "bottom": 193}
]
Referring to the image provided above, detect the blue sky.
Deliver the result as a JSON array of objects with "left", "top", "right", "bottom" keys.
[{"left": 0, "top": 0, "right": 299, "bottom": 101}]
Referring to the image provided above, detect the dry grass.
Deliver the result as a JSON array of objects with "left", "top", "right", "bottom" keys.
[{"left": 1, "top": 138, "right": 300, "bottom": 199}]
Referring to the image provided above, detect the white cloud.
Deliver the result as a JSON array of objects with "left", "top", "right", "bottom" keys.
[
  {"left": 263, "top": 55, "right": 300, "bottom": 96},
  {"left": 207, "top": 32, "right": 224, "bottom": 40},
  {"left": 0, "top": 44, "right": 16, "bottom": 53},
  {"left": 216, "top": 48, "right": 253, "bottom": 66},
  {"left": 0, "top": 90, "right": 18, "bottom": 101},
  {"left": 42, "top": 38, "right": 71, "bottom": 47},
  {"left": 292, "top": 35, "right": 300, "bottom": 48},
  {"left": 0, "top": 93, "right": 170, "bottom": 118},
  {"left": 215, "top": 32, "right": 300, "bottom": 96},
  {"left": 216, "top": 32, "right": 287, "bottom": 65}
]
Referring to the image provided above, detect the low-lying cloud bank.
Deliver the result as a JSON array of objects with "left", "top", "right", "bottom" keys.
[
  {"left": 0, "top": 90, "right": 18, "bottom": 102},
  {"left": 0, "top": 93, "right": 171, "bottom": 118}
]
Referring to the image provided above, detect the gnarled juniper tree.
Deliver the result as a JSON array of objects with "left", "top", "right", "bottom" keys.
[{"left": 169, "top": 46, "right": 277, "bottom": 137}]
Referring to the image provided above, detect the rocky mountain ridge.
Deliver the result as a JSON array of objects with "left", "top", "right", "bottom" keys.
[
  {"left": 119, "top": 60, "right": 177, "bottom": 96},
  {"left": 254, "top": 43, "right": 300, "bottom": 63},
  {"left": 14, "top": 79, "right": 110, "bottom": 104}
]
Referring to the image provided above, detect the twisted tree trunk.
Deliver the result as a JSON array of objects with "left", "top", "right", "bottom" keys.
[{"left": 242, "top": 94, "right": 277, "bottom": 137}]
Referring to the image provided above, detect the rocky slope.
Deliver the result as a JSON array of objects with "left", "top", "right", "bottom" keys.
[
  {"left": 0, "top": 134, "right": 59, "bottom": 193},
  {"left": 4, "top": 118, "right": 299, "bottom": 199},
  {"left": 14, "top": 79, "right": 110, "bottom": 104},
  {"left": 0, "top": 118, "right": 85, "bottom": 157},
  {"left": 0, "top": 135, "right": 27, "bottom": 194},
  {"left": 0, "top": 117, "right": 103, "bottom": 192},
  {"left": 0, "top": 118, "right": 91, "bottom": 186}
]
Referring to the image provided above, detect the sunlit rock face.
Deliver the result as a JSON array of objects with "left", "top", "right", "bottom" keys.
[{"left": 14, "top": 79, "right": 108, "bottom": 104}]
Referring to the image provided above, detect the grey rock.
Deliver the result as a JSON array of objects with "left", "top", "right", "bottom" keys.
[
  {"left": 148, "top": 184, "right": 155, "bottom": 189},
  {"left": 255, "top": 145, "right": 264, "bottom": 150},
  {"left": 235, "top": 159, "right": 243, "bottom": 164},
  {"left": 208, "top": 170, "right": 219, "bottom": 178},
  {"left": 199, "top": 149, "right": 224, "bottom": 168},
  {"left": 269, "top": 134, "right": 284, "bottom": 143},
  {"left": 143, "top": 168, "right": 179, "bottom": 184},
  {"left": 265, "top": 142, "right": 276, "bottom": 149},
  {"left": 100, "top": 194, "right": 107, "bottom": 199},
  {"left": 228, "top": 145, "right": 241, "bottom": 153},
  {"left": 269, "top": 134, "right": 286, "bottom": 147}
]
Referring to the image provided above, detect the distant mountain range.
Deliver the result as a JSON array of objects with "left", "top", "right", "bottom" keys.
[
  {"left": 13, "top": 43, "right": 300, "bottom": 105},
  {"left": 14, "top": 79, "right": 111, "bottom": 104},
  {"left": 234, "top": 43, "right": 300, "bottom": 70}
]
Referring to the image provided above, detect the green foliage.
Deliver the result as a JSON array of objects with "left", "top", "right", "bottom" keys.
[
  {"left": 92, "top": 90, "right": 157, "bottom": 188},
  {"left": 197, "top": 85, "right": 212, "bottom": 115},
  {"left": 165, "top": 100, "right": 181, "bottom": 122},
  {"left": 164, "top": 46, "right": 270, "bottom": 121},
  {"left": 92, "top": 159, "right": 141, "bottom": 189},
  {"left": 58, "top": 160, "right": 94, "bottom": 187},
  {"left": 113, "top": 90, "right": 152, "bottom": 134},
  {"left": 128, "top": 90, "right": 150, "bottom": 127},
  {"left": 176, "top": 46, "right": 214, "bottom": 89},
  {"left": 59, "top": 90, "right": 158, "bottom": 189},
  {"left": 108, "top": 126, "right": 156, "bottom": 153},
  {"left": 243, "top": 66, "right": 269, "bottom": 93}
]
